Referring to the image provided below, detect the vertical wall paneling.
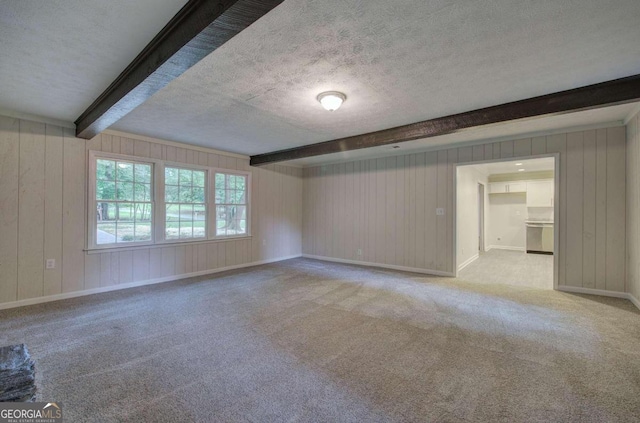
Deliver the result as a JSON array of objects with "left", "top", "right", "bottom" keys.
[
  {"left": 302, "top": 125, "right": 627, "bottom": 290},
  {"left": 595, "top": 129, "right": 608, "bottom": 290},
  {"left": 18, "top": 120, "right": 46, "bottom": 300},
  {"left": 0, "top": 115, "right": 303, "bottom": 306},
  {"left": 582, "top": 131, "right": 597, "bottom": 289},
  {"left": 62, "top": 128, "right": 86, "bottom": 293},
  {"left": 0, "top": 117, "right": 20, "bottom": 303},
  {"left": 415, "top": 154, "right": 426, "bottom": 268},
  {"left": 385, "top": 157, "right": 396, "bottom": 264},
  {"left": 627, "top": 111, "right": 640, "bottom": 299},
  {"left": 43, "top": 124, "right": 64, "bottom": 296},
  {"left": 606, "top": 127, "right": 626, "bottom": 292},
  {"left": 565, "top": 132, "right": 584, "bottom": 287},
  {"left": 546, "top": 133, "right": 567, "bottom": 288}
]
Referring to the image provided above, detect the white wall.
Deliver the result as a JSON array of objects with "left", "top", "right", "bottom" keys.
[
  {"left": 456, "top": 165, "right": 488, "bottom": 269},
  {"left": 487, "top": 193, "right": 527, "bottom": 251},
  {"left": 0, "top": 115, "right": 303, "bottom": 307},
  {"left": 303, "top": 127, "right": 627, "bottom": 292},
  {"left": 627, "top": 108, "right": 640, "bottom": 301}
]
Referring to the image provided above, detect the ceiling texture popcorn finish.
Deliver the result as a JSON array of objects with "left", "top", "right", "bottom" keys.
[
  {"left": 110, "top": 0, "right": 640, "bottom": 156},
  {"left": 1, "top": 0, "right": 640, "bottom": 163},
  {"left": 0, "top": 0, "right": 189, "bottom": 121},
  {"left": 74, "top": 0, "right": 287, "bottom": 139}
]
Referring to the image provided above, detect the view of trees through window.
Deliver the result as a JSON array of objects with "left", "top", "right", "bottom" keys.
[
  {"left": 165, "top": 167, "right": 206, "bottom": 239},
  {"left": 92, "top": 155, "right": 250, "bottom": 248},
  {"left": 215, "top": 173, "right": 247, "bottom": 237},
  {"left": 96, "top": 159, "right": 152, "bottom": 244}
]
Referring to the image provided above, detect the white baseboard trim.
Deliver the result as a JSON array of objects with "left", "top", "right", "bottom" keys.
[
  {"left": 557, "top": 285, "right": 630, "bottom": 299},
  {"left": 627, "top": 293, "right": 640, "bottom": 311},
  {"left": 0, "top": 255, "right": 301, "bottom": 311},
  {"left": 487, "top": 245, "right": 525, "bottom": 252},
  {"left": 559, "top": 287, "right": 640, "bottom": 310},
  {"left": 457, "top": 254, "right": 479, "bottom": 272},
  {"left": 302, "top": 254, "right": 455, "bottom": 277}
]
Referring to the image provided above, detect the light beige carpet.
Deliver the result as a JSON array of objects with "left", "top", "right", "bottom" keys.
[{"left": 0, "top": 258, "right": 639, "bottom": 422}]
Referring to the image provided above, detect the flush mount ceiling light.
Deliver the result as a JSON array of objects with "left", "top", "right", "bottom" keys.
[
  {"left": 518, "top": 168, "right": 525, "bottom": 172},
  {"left": 515, "top": 162, "right": 523, "bottom": 166},
  {"left": 317, "top": 91, "right": 346, "bottom": 111}
]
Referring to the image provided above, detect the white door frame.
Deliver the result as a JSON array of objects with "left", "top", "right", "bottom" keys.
[
  {"left": 453, "top": 153, "right": 560, "bottom": 290},
  {"left": 478, "top": 182, "right": 485, "bottom": 253}
]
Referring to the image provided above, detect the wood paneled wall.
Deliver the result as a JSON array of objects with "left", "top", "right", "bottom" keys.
[
  {"left": 627, "top": 110, "right": 640, "bottom": 300},
  {"left": 302, "top": 127, "right": 627, "bottom": 291},
  {"left": 0, "top": 116, "right": 302, "bottom": 305}
]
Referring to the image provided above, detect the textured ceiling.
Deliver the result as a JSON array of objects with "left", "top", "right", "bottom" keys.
[
  {"left": 2, "top": 0, "right": 640, "bottom": 160},
  {"left": 0, "top": 0, "right": 188, "bottom": 121},
  {"left": 112, "top": 0, "right": 640, "bottom": 155}
]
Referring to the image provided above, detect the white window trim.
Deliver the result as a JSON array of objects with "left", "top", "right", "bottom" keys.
[
  {"left": 161, "top": 161, "right": 209, "bottom": 244},
  {"left": 88, "top": 151, "right": 251, "bottom": 251},
  {"left": 88, "top": 151, "right": 157, "bottom": 250},
  {"left": 212, "top": 170, "right": 251, "bottom": 240}
]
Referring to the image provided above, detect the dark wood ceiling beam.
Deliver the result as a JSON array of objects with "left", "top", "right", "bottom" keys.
[
  {"left": 250, "top": 74, "right": 640, "bottom": 166},
  {"left": 75, "top": 0, "right": 284, "bottom": 139}
]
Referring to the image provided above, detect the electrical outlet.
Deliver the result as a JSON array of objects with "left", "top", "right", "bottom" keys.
[
  {"left": 45, "top": 259, "right": 55, "bottom": 269},
  {"left": 262, "top": 239, "right": 267, "bottom": 246},
  {"left": 436, "top": 208, "right": 445, "bottom": 216},
  {"left": 357, "top": 249, "right": 362, "bottom": 256}
]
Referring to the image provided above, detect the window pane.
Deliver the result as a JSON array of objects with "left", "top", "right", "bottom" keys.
[
  {"left": 215, "top": 173, "right": 225, "bottom": 189},
  {"left": 134, "top": 222, "right": 152, "bottom": 242},
  {"left": 134, "top": 163, "right": 151, "bottom": 184},
  {"left": 118, "top": 203, "right": 133, "bottom": 222},
  {"left": 117, "top": 182, "right": 134, "bottom": 201},
  {"left": 235, "top": 205, "right": 247, "bottom": 220},
  {"left": 193, "top": 187, "right": 205, "bottom": 203},
  {"left": 116, "top": 162, "right": 133, "bottom": 182},
  {"left": 193, "top": 170, "right": 205, "bottom": 188},
  {"left": 96, "top": 180, "right": 116, "bottom": 200},
  {"left": 97, "top": 159, "right": 116, "bottom": 181},
  {"left": 165, "top": 185, "right": 180, "bottom": 203},
  {"left": 179, "top": 186, "right": 193, "bottom": 203},
  {"left": 94, "top": 157, "right": 154, "bottom": 247},
  {"left": 134, "top": 183, "right": 151, "bottom": 201},
  {"left": 165, "top": 203, "right": 179, "bottom": 240},
  {"left": 97, "top": 202, "right": 117, "bottom": 223},
  {"left": 133, "top": 203, "right": 153, "bottom": 222},
  {"left": 179, "top": 169, "right": 192, "bottom": 185},
  {"left": 165, "top": 167, "right": 179, "bottom": 185},
  {"left": 166, "top": 204, "right": 179, "bottom": 221},
  {"left": 194, "top": 205, "right": 206, "bottom": 238},
  {"left": 179, "top": 220, "right": 193, "bottom": 239},
  {"left": 215, "top": 189, "right": 224, "bottom": 203}
]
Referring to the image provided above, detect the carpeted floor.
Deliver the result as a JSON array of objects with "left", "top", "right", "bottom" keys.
[
  {"left": 1, "top": 258, "right": 639, "bottom": 422},
  {"left": 459, "top": 249, "right": 554, "bottom": 289}
]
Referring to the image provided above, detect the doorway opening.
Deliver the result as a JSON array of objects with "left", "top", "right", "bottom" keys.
[{"left": 455, "top": 156, "right": 557, "bottom": 290}]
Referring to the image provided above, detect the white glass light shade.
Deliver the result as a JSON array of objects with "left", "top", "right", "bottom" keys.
[{"left": 317, "top": 91, "right": 346, "bottom": 111}]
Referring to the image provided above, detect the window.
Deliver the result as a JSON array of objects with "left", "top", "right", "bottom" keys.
[
  {"left": 165, "top": 166, "right": 206, "bottom": 240},
  {"left": 89, "top": 152, "right": 250, "bottom": 249},
  {"left": 215, "top": 173, "right": 248, "bottom": 237},
  {"left": 95, "top": 158, "right": 153, "bottom": 245}
]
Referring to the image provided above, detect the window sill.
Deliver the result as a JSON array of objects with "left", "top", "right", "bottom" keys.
[{"left": 85, "top": 236, "right": 252, "bottom": 254}]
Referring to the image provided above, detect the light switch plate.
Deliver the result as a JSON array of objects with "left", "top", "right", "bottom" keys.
[
  {"left": 436, "top": 208, "right": 445, "bottom": 216},
  {"left": 45, "top": 259, "right": 55, "bottom": 269}
]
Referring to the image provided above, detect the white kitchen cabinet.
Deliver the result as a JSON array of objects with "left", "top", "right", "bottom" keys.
[
  {"left": 526, "top": 180, "right": 554, "bottom": 207},
  {"left": 489, "top": 182, "right": 526, "bottom": 194}
]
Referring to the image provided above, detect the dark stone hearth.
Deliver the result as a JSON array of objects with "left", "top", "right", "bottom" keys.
[{"left": 0, "top": 344, "right": 36, "bottom": 402}]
